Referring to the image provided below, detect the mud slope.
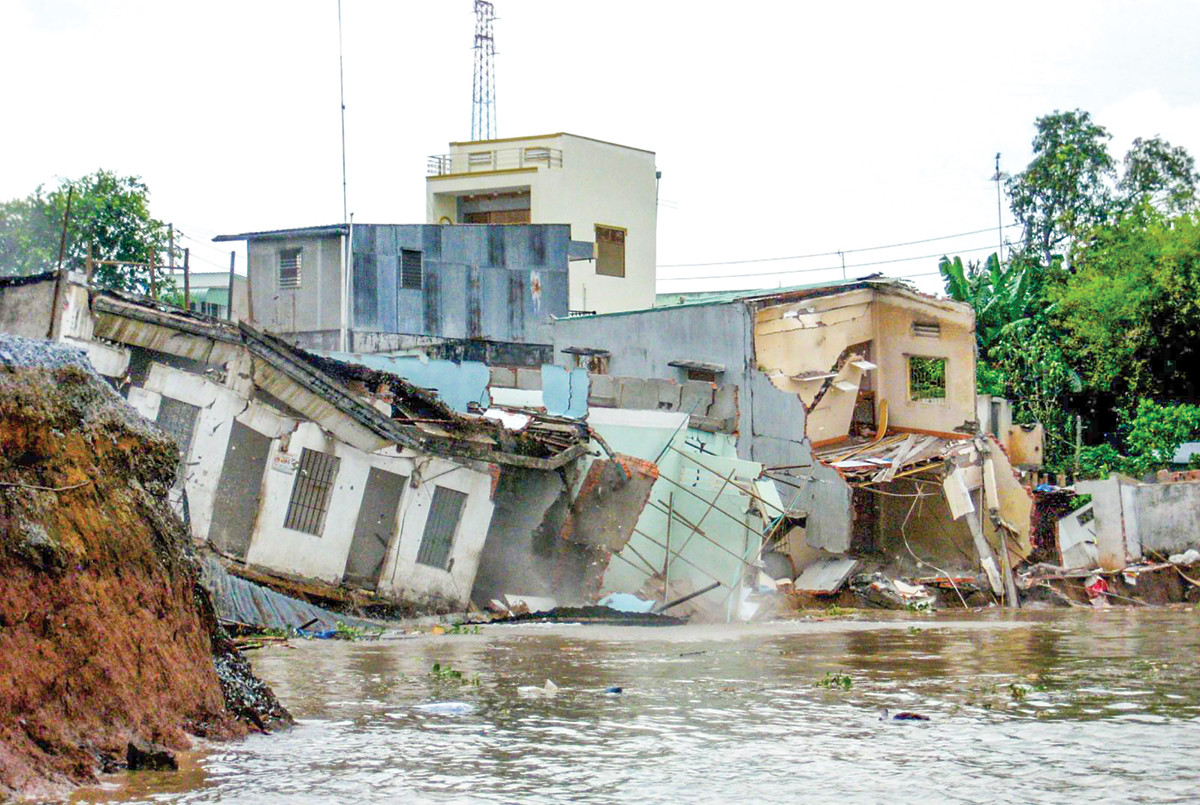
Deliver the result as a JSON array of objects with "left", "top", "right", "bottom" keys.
[{"left": 0, "top": 335, "right": 290, "bottom": 800}]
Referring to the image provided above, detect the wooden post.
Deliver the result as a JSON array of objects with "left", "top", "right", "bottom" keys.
[
  {"left": 183, "top": 248, "right": 191, "bottom": 310},
  {"left": 56, "top": 187, "right": 74, "bottom": 271},
  {"left": 149, "top": 251, "right": 157, "bottom": 301},
  {"left": 85, "top": 242, "right": 94, "bottom": 285},
  {"left": 227, "top": 251, "right": 236, "bottom": 321}
]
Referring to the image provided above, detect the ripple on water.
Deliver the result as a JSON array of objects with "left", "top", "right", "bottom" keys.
[{"left": 68, "top": 610, "right": 1200, "bottom": 805}]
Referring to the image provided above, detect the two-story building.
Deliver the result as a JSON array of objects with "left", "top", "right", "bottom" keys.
[
  {"left": 425, "top": 133, "right": 658, "bottom": 315},
  {"left": 215, "top": 222, "right": 591, "bottom": 367}
]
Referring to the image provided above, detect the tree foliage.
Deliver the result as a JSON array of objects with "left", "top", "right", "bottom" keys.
[
  {"left": 1055, "top": 207, "right": 1200, "bottom": 408},
  {"left": 1007, "top": 110, "right": 1115, "bottom": 266},
  {"left": 943, "top": 109, "right": 1200, "bottom": 474},
  {"left": 0, "top": 170, "right": 173, "bottom": 294}
]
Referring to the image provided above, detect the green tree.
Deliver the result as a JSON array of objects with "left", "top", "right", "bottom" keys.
[
  {"left": 1007, "top": 110, "right": 1116, "bottom": 267},
  {"left": 1118, "top": 136, "right": 1199, "bottom": 214},
  {"left": 0, "top": 170, "right": 174, "bottom": 294},
  {"left": 1055, "top": 207, "right": 1200, "bottom": 408}
]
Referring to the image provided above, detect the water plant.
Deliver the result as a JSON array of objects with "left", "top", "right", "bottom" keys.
[
  {"left": 816, "top": 672, "right": 853, "bottom": 690},
  {"left": 430, "top": 662, "right": 481, "bottom": 686}
]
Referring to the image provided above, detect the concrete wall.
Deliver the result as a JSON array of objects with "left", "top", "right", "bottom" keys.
[
  {"left": 428, "top": 133, "right": 658, "bottom": 313},
  {"left": 0, "top": 275, "right": 56, "bottom": 338},
  {"left": 1079, "top": 474, "right": 1200, "bottom": 568},
  {"left": 1129, "top": 481, "right": 1200, "bottom": 557},
  {"left": 552, "top": 300, "right": 852, "bottom": 551},
  {"left": 752, "top": 286, "right": 976, "bottom": 439}
]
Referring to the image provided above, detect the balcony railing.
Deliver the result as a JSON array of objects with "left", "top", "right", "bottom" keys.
[{"left": 427, "top": 146, "right": 563, "bottom": 176}]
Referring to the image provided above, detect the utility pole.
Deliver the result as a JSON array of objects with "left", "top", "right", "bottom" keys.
[
  {"left": 168, "top": 223, "right": 175, "bottom": 274},
  {"left": 183, "top": 248, "right": 191, "bottom": 310},
  {"left": 337, "top": 0, "right": 348, "bottom": 224},
  {"left": 993, "top": 153, "right": 1004, "bottom": 262},
  {"left": 471, "top": 0, "right": 497, "bottom": 140}
]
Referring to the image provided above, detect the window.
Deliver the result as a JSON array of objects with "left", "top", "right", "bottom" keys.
[
  {"left": 467, "top": 151, "right": 494, "bottom": 167},
  {"left": 278, "top": 248, "right": 302, "bottom": 289},
  {"left": 416, "top": 487, "right": 467, "bottom": 570},
  {"left": 283, "top": 448, "right": 341, "bottom": 535},
  {"left": 595, "top": 225, "right": 626, "bottom": 277},
  {"left": 400, "top": 249, "right": 423, "bottom": 290},
  {"left": 909, "top": 356, "right": 947, "bottom": 401},
  {"left": 156, "top": 397, "right": 200, "bottom": 457}
]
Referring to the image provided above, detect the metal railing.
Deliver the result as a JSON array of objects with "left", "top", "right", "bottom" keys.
[{"left": 427, "top": 146, "right": 563, "bottom": 176}]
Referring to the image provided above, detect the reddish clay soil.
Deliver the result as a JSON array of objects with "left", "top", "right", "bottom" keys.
[{"left": 0, "top": 355, "right": 289, "bottom": 801}]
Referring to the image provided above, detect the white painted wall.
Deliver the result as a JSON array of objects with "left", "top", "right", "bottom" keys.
[
  {"left": 245, "top": 423, "right": 494, "bottom": 607},
  {"left": 128, "top": 362, "right": 494, "bottom": 608},
  {"left": 427, "top": 133, "right": 658, "bottom": 314}
]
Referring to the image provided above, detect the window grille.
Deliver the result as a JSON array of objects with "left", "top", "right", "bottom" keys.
[
  {"left": 416, "top": 487, "right": 467, "bottom": 570},
  {"left": 468, "top": 151, "right": 493, "bottom": 167},
  {"left": 400, "top": 249, "right": 423, "bottom": 290},
  {"left": 155, "top": 397, "right": 200, "bottom": 457},
  {"left": 283, "top": 448, "right": 340, "bottom": 535},
  {"left": 278, "top": 248, "right": 302, "bottom": 289},
  {"left": 909, "top": 356, "right": 947, "bottom": 401},
  {"left": 595, "top": 225, "right": 626, "bottom": 277}
]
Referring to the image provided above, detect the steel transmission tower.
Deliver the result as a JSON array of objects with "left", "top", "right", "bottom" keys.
[{"left": 471, "top": 0, "right": 497, "bottom": 140}]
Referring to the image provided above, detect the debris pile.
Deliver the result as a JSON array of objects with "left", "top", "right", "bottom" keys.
[{"left": 0, "top": 335, "right": 290, "bottom": 799}]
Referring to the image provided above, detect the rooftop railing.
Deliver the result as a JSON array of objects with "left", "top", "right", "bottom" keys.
[{"left": 427, "top": 146, "right": 563, "bottom": 176}]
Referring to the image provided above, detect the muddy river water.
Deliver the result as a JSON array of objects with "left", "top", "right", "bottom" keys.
[{"left": 73, "top": 609, "right": 1200, "bottom": 804}]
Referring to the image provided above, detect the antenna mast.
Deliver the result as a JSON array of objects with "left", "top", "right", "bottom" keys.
[{"left": 471, "top": 0, "right": 497, "bottom": 140}]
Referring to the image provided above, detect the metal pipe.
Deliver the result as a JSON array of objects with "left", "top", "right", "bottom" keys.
[{"left": 655, "top": 581, "right": 721, "bottom": 614}]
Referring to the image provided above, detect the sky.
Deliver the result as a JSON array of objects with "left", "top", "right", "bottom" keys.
[{"left": 2, "top": 0, "right": 1199, "bottom": 294}]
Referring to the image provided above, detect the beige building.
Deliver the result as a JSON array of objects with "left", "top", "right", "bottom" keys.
[{"left": 426, "top": 132, "right": 658, "bottom": 314}]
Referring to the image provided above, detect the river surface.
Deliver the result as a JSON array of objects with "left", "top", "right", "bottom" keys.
[{"left": 72, "top": 609, "right": 1200, "bottom": 804}]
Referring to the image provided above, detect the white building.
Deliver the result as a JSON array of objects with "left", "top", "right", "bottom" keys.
[{"left": 426, "top": 133, "right": 658, "bottom": 314}]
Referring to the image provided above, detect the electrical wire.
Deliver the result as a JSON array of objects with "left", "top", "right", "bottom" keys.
[
  {"left": 657, "top": 242, "right": 1000, "bottom": 282},
  {"left": 658, "top": 223, "right": 1019, "bottom": 268}
]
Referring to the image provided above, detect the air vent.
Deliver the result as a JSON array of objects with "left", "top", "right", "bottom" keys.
[
  {"left": 912, "top": 321, "right": 941, "bottom": 338},
  {"left": 278, "top": 248, "right": 302, "bottom": 289}
]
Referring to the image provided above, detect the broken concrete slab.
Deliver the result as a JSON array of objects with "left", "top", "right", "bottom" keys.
[{"left": 794, "top": 557, "right": 861, "bottom": 594}]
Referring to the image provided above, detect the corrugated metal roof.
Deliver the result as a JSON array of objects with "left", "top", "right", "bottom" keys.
[
  {"left": 200, "top": 556, "right": 382, "bottom": 632},
  {"left": 213, "top": 225, "right": 348, "bottom": 242}
]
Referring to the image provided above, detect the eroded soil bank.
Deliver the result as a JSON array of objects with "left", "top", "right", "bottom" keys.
[{"left": 0, "top": 336, "right": 289, "bottom": 801}]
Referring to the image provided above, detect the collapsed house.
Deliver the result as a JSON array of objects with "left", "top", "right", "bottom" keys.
[
  {"left": 0, "top": 270, "right": 654, "bottom": 612},
  {"left": 553, "top": 276, "right": 1040, "bottom": 604}
]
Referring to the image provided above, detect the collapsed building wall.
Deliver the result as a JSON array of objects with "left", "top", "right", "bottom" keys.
[{"left": 0, "top": 336, "right": 288, "bottom": 799}]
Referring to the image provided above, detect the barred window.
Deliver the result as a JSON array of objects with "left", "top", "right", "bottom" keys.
[
  {"left": 400, "top": 249, "right": 423, "bottom": 290},
  {"left": 909, "top": 356, "right": 947, "bottom": 401},
  {"left": 416, "top": 487, "right": 467, "bottom": 570},
  {"left": 155, "top": 397, "right": 200, "bottom": 457},
  {"left": 283, "top": 448, "right": 340, "bottom": 535},
  {"left": 278, "top": 248, "right": 302, "bottom": 289}
]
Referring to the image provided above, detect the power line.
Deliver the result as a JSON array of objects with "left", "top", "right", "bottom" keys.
[
  {"left": 657, "top": 223, "right": 1019, "bottom": 269},
  {"left": 656, "top": 242, "right": 1000, "bottom": 282}
]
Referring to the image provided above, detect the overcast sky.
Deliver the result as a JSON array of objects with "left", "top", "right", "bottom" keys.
[{"left": 2, "top": 0, "right": 1198, "bottom": 294}]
